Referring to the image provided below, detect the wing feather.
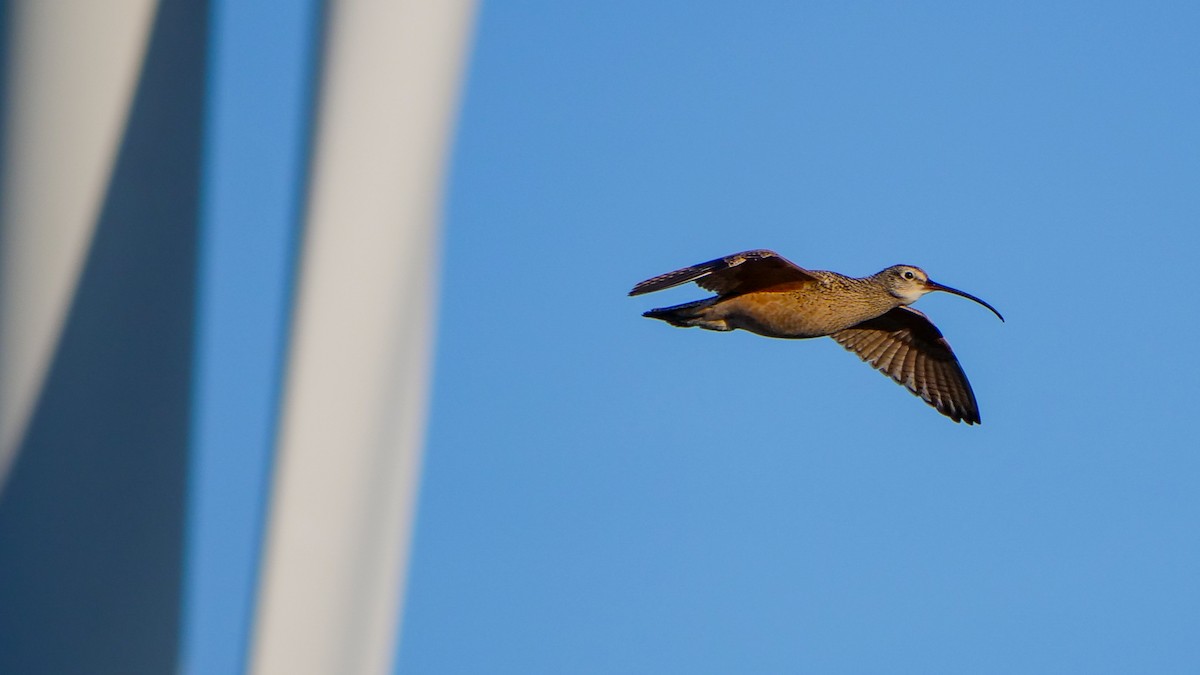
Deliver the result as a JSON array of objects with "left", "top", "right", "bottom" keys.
[
  {"left": 629, "top": 249, "right": 815, "bottom": 297},
  {"left": 830, "top": 306, "right": 982, "bottom": 424}
]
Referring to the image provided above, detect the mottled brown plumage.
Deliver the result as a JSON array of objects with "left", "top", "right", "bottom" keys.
[{"left": 630, "top": 249, "right": 1003, "bottom": 424}]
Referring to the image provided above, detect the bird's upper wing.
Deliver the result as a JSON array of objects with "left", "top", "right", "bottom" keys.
[
  {"left": 830, "top": 306, "right": 982, "bottom": 424},
  {"left": 629, "top": 249, "right": 816, "bottom": 297}
]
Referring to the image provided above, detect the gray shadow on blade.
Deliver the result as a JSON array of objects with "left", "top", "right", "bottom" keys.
[{"left": 0, "top": 0, "right": 210, "bottom": 673}]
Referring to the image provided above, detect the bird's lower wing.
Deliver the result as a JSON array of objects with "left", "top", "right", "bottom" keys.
[
  {"left": 629, "top": 249, "right": 815, "bottom": 296},
  {"left": 830, "top": 306, "right": 981, "bottom": 424}
]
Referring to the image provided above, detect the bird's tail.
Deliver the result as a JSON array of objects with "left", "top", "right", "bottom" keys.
[{"left": 642, "top": 298, "right": 723, "bottom": 329}]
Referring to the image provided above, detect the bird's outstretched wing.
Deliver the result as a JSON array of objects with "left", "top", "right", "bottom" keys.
[
  {"left": 830, "top": 306, "right": 982, "bottom": 424},
  {"left": 629, "top": 249, "right": 816, "bottom": 297}
]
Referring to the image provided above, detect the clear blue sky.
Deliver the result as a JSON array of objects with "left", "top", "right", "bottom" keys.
[{"left": 397, "top": 2, "right": 1200, "bottom": 673}]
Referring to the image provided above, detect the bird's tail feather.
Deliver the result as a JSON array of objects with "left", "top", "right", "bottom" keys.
[{"left": 642, "top": 298, "right": 717, "bottom": 328}]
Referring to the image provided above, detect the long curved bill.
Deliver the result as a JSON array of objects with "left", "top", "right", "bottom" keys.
[{"left": 925, "top": 280, "right": 1005, "bottom": 322}]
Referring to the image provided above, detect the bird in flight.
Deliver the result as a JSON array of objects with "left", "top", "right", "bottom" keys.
[{"left": 630, "top": 249, "right": 1004, "bottom": 424}]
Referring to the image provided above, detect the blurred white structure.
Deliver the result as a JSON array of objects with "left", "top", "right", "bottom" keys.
[
  {"left": 247, "top": 2, "right": 476, "bottom": 675},
  {"left": 0, "top": 1, "right": 157, "bottom": 492},
  {"left": 0, "top": 1, "right": 476, "bottom": 673}
]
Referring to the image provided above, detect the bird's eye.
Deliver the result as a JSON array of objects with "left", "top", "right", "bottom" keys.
[{"left": 903, "top": 271, "right": 914, "bottom": 280}]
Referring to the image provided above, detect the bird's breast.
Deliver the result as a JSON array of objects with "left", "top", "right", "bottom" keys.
[{"left": 714, "top": 288, "right": 893, "bottom": 338}]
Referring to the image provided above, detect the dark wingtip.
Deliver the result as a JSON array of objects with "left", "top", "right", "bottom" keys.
[{"left": 952, "top": 413, "right": 981, "bottom": 425}]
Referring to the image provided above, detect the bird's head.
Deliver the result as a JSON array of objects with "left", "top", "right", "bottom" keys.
[{"left": 882, "top": 265, "right": 1005, "bottom": 321}]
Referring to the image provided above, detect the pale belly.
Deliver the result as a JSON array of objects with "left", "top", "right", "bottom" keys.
[{"left": 710, "top": 291, "right": 886, "bottom": 339}]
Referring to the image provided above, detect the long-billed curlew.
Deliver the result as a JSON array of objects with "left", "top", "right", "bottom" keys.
[{"left": 630, "top": 249, "right": 1004, "bottom": 424}]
